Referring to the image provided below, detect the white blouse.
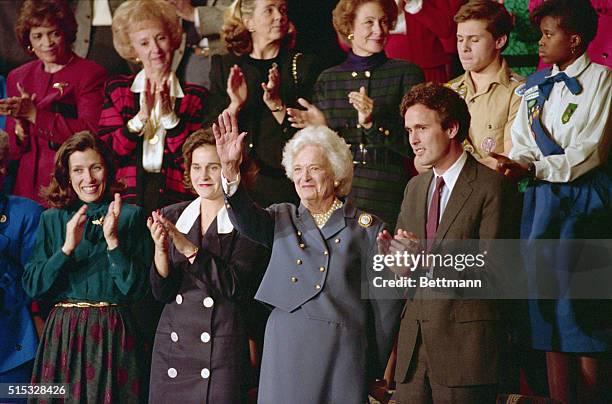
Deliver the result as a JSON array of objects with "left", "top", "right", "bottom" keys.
[{"left": 509, "top": 54, "right": 612, "bottom": 183}]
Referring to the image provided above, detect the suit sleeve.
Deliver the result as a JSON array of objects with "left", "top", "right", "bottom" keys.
[
  {"left": 106, "top": 207, "right": 151, "bottom": 300},
  {"left": 365, "top": 222, "right": 404, "bottom": 378},
  {"left": 34, "top": 63, "right": 107, "bottom": 144},
  {"left": 98, "top": 80, "right": 141, "bottom": 156},
  {"left": 225, "top": 183, "right": 275, "bottom": 248},
  {"left": 22, "top": 212, "right": 72, "bottom": 300}
]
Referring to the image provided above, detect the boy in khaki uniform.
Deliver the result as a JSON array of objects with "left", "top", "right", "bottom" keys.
[{"left": 446, "top": 0, "right": 524, "bottom": 170}]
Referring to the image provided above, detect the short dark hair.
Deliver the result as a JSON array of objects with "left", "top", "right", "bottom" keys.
[
  {"left": 454, "top": 0, "right": 514, "bottom": 51},
  {"left": 531, "top": 0, "right": 598, "bottom": 50},
  {"left": 15, "top": 0, "right": 77, "bottom": 52},
  {"left": 42, "top": 131, "right": 124, "bottom": 208},
  {"left": 400, "top": 83, "right": 471, "bottom": 143},
  {"left": 182, "top": 128, "right": 217, "bottom": 191}
]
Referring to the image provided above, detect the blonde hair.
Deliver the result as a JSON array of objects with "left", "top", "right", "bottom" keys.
[
  {"left": 221, "top": 0, "right": 296, "bottom": 56},
  {"left": 332, "top": 0, "right": 398, "bottom": 44},
  {"left": 282, "top": 126, "right": 354, "bottom": 197},
  {"left": 112, "top": 0, "right": 182, "bottom": 63}
]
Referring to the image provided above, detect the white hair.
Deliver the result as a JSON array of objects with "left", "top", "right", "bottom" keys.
[{"left": 281, "top": 126, "right": 353, "bottom": 197}]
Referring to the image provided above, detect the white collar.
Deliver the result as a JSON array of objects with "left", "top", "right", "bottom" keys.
[
  {"left": 550, "top": 53, "right": 590, "bottom": 78},
  {"left": 432, "top": 151, "right": 467, "bottom": 193},
  {"left": 175, "top": 198, "right": 234, "bottom": 235},
  {"left": 130, "top": 69, "right": 184, "bottom": 98}
]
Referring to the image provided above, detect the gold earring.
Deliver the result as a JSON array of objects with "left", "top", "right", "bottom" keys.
[
  {"left": 26, "top": 45, "right": 33, "bottom": 53},
  {"left": 135, "top": 57, "right": 141, "bottom": 63},
  {"left": 347, "top": 33, "right": 354, "bottom": 41},
  {"left": 334, "top": 180, "right": 340, "bottom": 187}
]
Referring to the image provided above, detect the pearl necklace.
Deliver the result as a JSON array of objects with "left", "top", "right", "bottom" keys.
[{"left": 311, "top": 199, "right": 343, "bottom": 228}]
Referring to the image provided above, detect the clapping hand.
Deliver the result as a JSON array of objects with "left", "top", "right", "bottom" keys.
[
  {"left": 0, "top": 83, "right": 37, "bottom": 123},
  {"left": 489, "top": 152, "right": 530, "bottom": 180},
  {"left": 348, "top": 86, "right": 374, "bottom": 128},
  {"left": 226, "top": 65, "right": 247, "bottom": 115},
  {"left": 286, "top": 98, "right": 327, "bottom": 128},
  {"left": 62, "top": 204, "right": 88, "bottom": 256},
  {"left": 261, "top": 63, "right": 282, "bottom": 110},
  {"left": 151, "top": 210, "right": 197, "bottom": 259},
  {"left": 376, "top": 229, "right": 420, "bottom": 276},
  {"left": 103, "top": 193, "right": 122, "bottom": 250},
  {"left": 212, "top": 110, "right": 246, "bottom": 181}
]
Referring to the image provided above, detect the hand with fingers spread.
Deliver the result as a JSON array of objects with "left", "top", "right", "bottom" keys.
[
  {"left": 262, "top": 64, "right": 283, "bottom": 111},
  {"left": 152, "top": 210, "right": 198, "bottom": 259},
  {"left": 286, "top": 98, "right": 327, "bottom": 129},
  {"left": 103, "top": 193, "right": 122, "bottom": 250},
  {"left": 62, "top": 204, "right": 88, "bottom": 256},
  {"left": 348, "top": 86, "right": 374, "bottom": 128},
  {"left": 212, "top": 110, "right": 247, "bottom": 181},
  {"left": 0, "top": 83, "right": 38, "bottom": 123},
  {"left": 489, "top": 152, "right": 530, "bottom": 180},
  {"left": 226, "top": 65, "right": 247, "bottom": 115}
]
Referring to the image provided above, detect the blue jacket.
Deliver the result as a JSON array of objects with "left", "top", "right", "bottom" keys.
[{"left": 0, "top": 195, "right": 43, "bottom": 373}]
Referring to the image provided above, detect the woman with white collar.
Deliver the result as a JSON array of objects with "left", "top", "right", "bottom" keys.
[
  {"left": 147, "top": 128, "right": 268, "bottom": 403},
  {"left": 99, "top": 0, "right": 208, "bottom": 214}
]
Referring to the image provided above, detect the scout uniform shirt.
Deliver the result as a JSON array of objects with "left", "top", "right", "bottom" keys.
[{"left": 447, "top": 59, "right": 523, "bottom": 159}]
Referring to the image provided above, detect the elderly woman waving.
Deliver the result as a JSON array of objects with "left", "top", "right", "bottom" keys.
[{"left": 213, "top": 110, "right": 402, "bottom": 403}]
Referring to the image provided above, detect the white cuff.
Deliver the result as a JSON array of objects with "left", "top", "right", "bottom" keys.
[
  {"left": 160, "top": 112, "right": 180, "bottom": 129},
  {"left": 127, "top": 115, "right": 145, "bottom": 133},
  {"left": 221, "top": 171, "right": 241, "bottom": 196},
  {"left": 404, "top": 0, "right": 423, "bottom": 14},
  {"left": 194, "top": 8, "right": 200, "bottom": 29}
]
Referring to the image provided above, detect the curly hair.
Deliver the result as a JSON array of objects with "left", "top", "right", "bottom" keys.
[
  {"left": 0, "top": 130, "right": 8, "bottom": 159},
  {"left": 530, "top": 0, "right": 598, "bottom": 52},
  {"left": 281, "top": 126, "right": 353, "bottom": 197},
  {"left": 15, "top": 0, "right": 77, "bottom": 52},
  {"left": 112, "top": 0, "right": 183, "bottom": 63},
  {"left": 400, "top": 83, "right": 471, "bottom": 143},
  {"left": 454, "top": 0, "right": 514, "bottom": 51},
  {"left": 221, "top": 0, "right": 296, "bottom": 56},
  {"left": 42, "top": 132, "right": 124, "bottom": 209},
  {"left": 332, "top": 0, "right": 398, "bottom": 45}
]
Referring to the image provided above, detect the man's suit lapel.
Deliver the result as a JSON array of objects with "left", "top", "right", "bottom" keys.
[
  {"left": 434, "top": 156, "right": 477, "bottom": 244},
  {"left": 414, "top": 172, "right": 432, "bottom": 240}
]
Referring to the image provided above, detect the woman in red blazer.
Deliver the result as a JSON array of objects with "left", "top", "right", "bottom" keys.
[{"left": 0, "top": 0, "right": 107, "bottom": 207}]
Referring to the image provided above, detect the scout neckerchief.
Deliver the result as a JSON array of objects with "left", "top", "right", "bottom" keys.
[{"left": 526, "top": 69, "right": 583, "bottom": 157}]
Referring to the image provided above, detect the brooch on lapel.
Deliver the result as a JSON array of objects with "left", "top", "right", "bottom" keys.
[
  {"left": 0, "top": 214, "right": 7, "bottom": 223},
  {"left": 358, "top": 213, "right": 373, "bottom": 228},
  {"left": 52, "top": 82, "right": 69, "bottom": 96},
  {"left": 91, "top": 216, "right": 105, "bottom": 226}
]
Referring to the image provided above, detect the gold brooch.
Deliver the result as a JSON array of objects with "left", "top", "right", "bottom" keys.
[
  {"left": 91, "top": 216, "right": 105, "bottom": 226},
  {"left": 358, "top": 213, "right": 372, "bottom": 228},
  {"left": 0, "top": 214, "right": 7, "bottom": 223},
  {"left": 52, "top": 82, "right": 69, "bottom": 96}
]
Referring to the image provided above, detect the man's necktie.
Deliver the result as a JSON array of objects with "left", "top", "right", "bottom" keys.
[{"left": 426, "top": 176, "right": 445, "bottom": 251}]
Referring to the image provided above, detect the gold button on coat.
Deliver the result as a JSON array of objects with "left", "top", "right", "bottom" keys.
[
  {"left": 319, "top": 267, "right": 326, "bottom": 272},
  {"left": 291, "top": 277, "right": 298, "bottom": 283},
  {"left": 334, "top": 238, "right": 340, "bottom": 243},
  {"left": 296, "top": 259, "right": 302, "bottom": 265},
  {"left": 315, "top": 284, "right": 321, "bottom": 290}
]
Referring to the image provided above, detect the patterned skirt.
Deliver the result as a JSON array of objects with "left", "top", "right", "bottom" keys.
[{"left": 29, "top": 305, "right": 142, "bottom": 404}]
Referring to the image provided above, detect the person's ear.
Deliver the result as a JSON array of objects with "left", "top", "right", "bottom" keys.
[
  {"left": 569, "top": 34, "right": 582, "bottom": 54},
  {"left": 446, "top": 121, "right": 460, "bottom": 140},
  {"left": 495, "top": 34, "right": 507, "bottom": 51}
]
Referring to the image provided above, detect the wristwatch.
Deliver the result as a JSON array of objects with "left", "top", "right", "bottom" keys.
[{"left": 269, "top": 103, "right": 284, "bottom": 112}]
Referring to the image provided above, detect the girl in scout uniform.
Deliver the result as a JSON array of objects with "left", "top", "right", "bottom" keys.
[{"left": 491, "top": 0, "right": 612, "bottom": 402}]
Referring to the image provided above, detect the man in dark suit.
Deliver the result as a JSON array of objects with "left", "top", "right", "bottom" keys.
[{"left": 380, "top": 83, "right": 511, "bottom": 403}]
